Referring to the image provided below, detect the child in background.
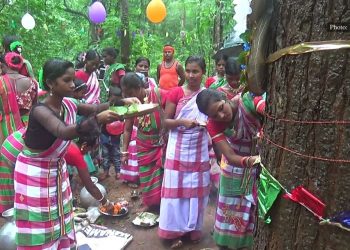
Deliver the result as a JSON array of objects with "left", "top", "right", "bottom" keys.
[
  {"left": 99, "top": 86, "right": 122, "bottom": 181},
  {"left": 71, "top": 78, "right": 97, "bottom": 174}
]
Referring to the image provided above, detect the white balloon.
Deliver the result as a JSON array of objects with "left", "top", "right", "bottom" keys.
[{"left": 21, "top": 13, "right": 35, "bottom": 30}]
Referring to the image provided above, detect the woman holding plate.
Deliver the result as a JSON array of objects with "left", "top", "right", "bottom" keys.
[{"left": 121, "top": 72, "right": 167, "bottom": 211}]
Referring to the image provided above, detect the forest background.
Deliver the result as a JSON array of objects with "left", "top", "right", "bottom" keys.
[{"left": 0, "top": 0, "right": 235, "bottom": 78}]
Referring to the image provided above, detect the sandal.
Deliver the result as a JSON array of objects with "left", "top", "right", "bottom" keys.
[{"left": 170, "top": 239, "right": 183, "bottom": 249}]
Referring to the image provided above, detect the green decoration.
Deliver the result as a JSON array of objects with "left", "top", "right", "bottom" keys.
[
  {"left": 80, "top": 28, "right": 85, "bottom": 35},
  {"left": 258, "top": 165, "right": 282, "bottom": 223},
  {"left": 9, "top": 41, "right": 23, "bottom": 52},
  {"left": 109, "top": 106, "right": 128, "bottom": 115},
  {"left": 38, "top": 67, "right": 44, "bottom": 90}
]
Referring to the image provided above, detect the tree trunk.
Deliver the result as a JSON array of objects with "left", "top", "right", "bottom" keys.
[
  {"left": 254, "top": 0, "right": 350, "bottom": 249},
  {"left": 213, "top": 0, "right": 223, "bottom": 52},
  {"left": 120, "top": 0, "right": 130, "bottom": 65}
]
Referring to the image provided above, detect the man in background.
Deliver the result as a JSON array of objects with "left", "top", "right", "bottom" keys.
[{"left": 157, "top": 45, "right": 185, "bottom": 91}]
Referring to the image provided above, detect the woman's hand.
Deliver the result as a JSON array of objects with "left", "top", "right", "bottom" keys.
[
  {"left": 122, "top": 97, "right": 141, "bottom": 105},
  {"left": 96, "top": 110, "right": 123, "bottom": 124},
  {"left": 181, "top": 119, "right": 199, "bottom": 129},
  {"left": 101, "top": 200, "right": 114, "bottom": 214},
  {"left": 248, "top": 155, "right": 259, "bottom": 167},
  {"left": 121, "top": 152, "right": 128, "bottom": 165}
]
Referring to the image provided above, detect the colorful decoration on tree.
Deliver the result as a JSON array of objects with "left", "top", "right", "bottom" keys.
[
  {"left": 320, "top": 211, "right": 350, "bottom": 232},
  {"left": 258, "top": 164, "right": 350, "bottom": 233},
  {"left": 21, "top": 13, "right": 35, "bottom": 30},
  {"left": 266, "top": 40, "right": 350, "bottom": 63},
  {"left": 88, "top": 1, "right": 107, "bottom": 24},
  {"left": 258, "top": 165, "right": 282, "bottom": 223},
  {"left": 283, "top": 186, "right": 326, "bottom": 220},
  {"left": 146, "top": 0, "right": 167, "bottom": 24}
]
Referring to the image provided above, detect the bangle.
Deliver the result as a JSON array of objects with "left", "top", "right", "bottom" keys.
[
  {"left": 240, "top": 157, "right": 247, "bottom": 167},
  {"left": 246, "top": 156, "right": 252, "bottom": 168},
  {"left": 121, "top": 151, "right": 129, "bottom": 155},
  {"left": 102, "top": 199, "right": 110, "bottom": 206},
  {"left": 97, "top": 194, "right": 105, "bottom": 202}
]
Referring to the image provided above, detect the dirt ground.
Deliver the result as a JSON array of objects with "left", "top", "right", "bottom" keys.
[{"left": 0, "top": 168, "right": 220, "bottom": 250}]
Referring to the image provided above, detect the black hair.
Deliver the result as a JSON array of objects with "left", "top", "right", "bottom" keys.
[
  {"left": 225, "top": 57, "right": 240, "bottom": 76},
  {"left": 135, "top": 57, "right": 150, "bottom": 67},
  {"left": 102, "top": 47, "right": 118, "bottom": 59},
  {"left": 73, "top": 78, "right": 87, "bottom": 91},
  {"left": 2, "top": 35, "right": 19, "bottom": 52},
  {"left": 185, "top": 55, "right": 206, "bottom": 73},
  {"left": 215, "top": 54, "right": 228, "bottom": 64},
  {"left": 0, "top": 54, "right": 6, "bottom": 65},
  {"left": 120, "top": 72, "right": 144, "bottom": 90},
  {"left": 8, "top": 53, "right": 22, "bottom": 65},
  {"left": 85, "top": 49, "right": 100, "bottom": 61},
  {"left": 42, "top": 59, "right": 74, "bottom": 91},
  {"left": 75, "top": 50, "right": 100, "bottom": 69},
  {"left": 77, "top": 134, "right": 97, "bottom": 147},
  {"left": 196, "top": 89, "right": 226, "bottom": 115}
]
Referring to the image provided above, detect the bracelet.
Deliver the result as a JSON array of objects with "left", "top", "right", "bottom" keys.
[
  {"left": 121, "top": 151, "right": 129, "bottom": 155},
  {"left": 240, "top": 157, "right": 247, "bottom": 167},
  {"left": 246, "top": 156, "right": 252, "bottom": 168},
  {"left": 97, "top": 194, "right": 105, "bottom": 202},
  {"left": 101, "top": 199, "right": 110, "bottom": 206}
]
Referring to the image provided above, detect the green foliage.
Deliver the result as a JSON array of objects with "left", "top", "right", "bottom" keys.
[{"left": 0, "top": 0, "right": 235, "bottom": 79}]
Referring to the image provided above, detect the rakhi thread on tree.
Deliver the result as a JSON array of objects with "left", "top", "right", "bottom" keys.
[
  {"left": 319, "top": 211, "right": 350, "bottom": 232},
  {"left": 264, "top": 112, "right": 350, "bottom": 125},
  {"left": 261, "top": 133, "right": 350, "bottom": 164},
  {"left": 266, "top": 40, "right": 350, "bottom": 63}
]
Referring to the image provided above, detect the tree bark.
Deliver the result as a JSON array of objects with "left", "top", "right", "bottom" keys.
[
  {"left": 254, "top": 0, "right": 350, "bottom": 249},
  {"left": 213, "top": 0, "right": 223, "bottom": 52},
  {"left": 120, "top": 0, "right": 130, "bottom": 65}
]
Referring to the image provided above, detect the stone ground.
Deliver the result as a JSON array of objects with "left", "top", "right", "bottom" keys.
[{"left": 1, "top": 168, "right": 220, "bottom": 250}]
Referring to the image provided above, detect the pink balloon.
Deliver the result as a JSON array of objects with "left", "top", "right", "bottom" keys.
[{"left": 88, "top": 2, "right": 106, "bottom": 24}]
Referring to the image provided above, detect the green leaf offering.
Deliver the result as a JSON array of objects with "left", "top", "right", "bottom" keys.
[
  {"left": 110, "top": 106, "right": 128, "bottom": 115},
  {"left": 126, "top": 103, "right": 139, "bottom": 114}
]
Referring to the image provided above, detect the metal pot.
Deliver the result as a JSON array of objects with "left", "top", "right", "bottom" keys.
[
  {"left": 79, "top": 177, "right": 107, "bottom": 208},
  {"left": 0, "top": 208, "right": 16, "bottom": 250}
]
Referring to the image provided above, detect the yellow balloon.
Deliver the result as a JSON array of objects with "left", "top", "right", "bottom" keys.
[{"left": 146, "top": 0, "right": 167, "bottom": 24}]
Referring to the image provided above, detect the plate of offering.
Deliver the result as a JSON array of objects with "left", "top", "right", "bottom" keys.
[
  {"left": 99, "top": 202, "right": 128, "bottom": 217},
  {"left": 132, "top": 212, "right": 159, "bottom": 227},
  {"left": 109, "top": 103, "right": 159, "bottom": 119}
]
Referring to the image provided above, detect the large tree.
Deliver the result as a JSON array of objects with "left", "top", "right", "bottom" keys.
[{"left": 253, "top": 0, "right": 350, "bottom": 249}]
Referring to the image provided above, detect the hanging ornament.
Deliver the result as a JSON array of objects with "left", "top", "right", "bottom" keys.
[
  {"left": 88, "top": 1, "right": 107, "bottom": 24},
  {"left": 21, "top": 13, "right": 35, "bottom": 30},
  {"left": 146, "top": 0, "right": 167, "bottom": 24}
]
